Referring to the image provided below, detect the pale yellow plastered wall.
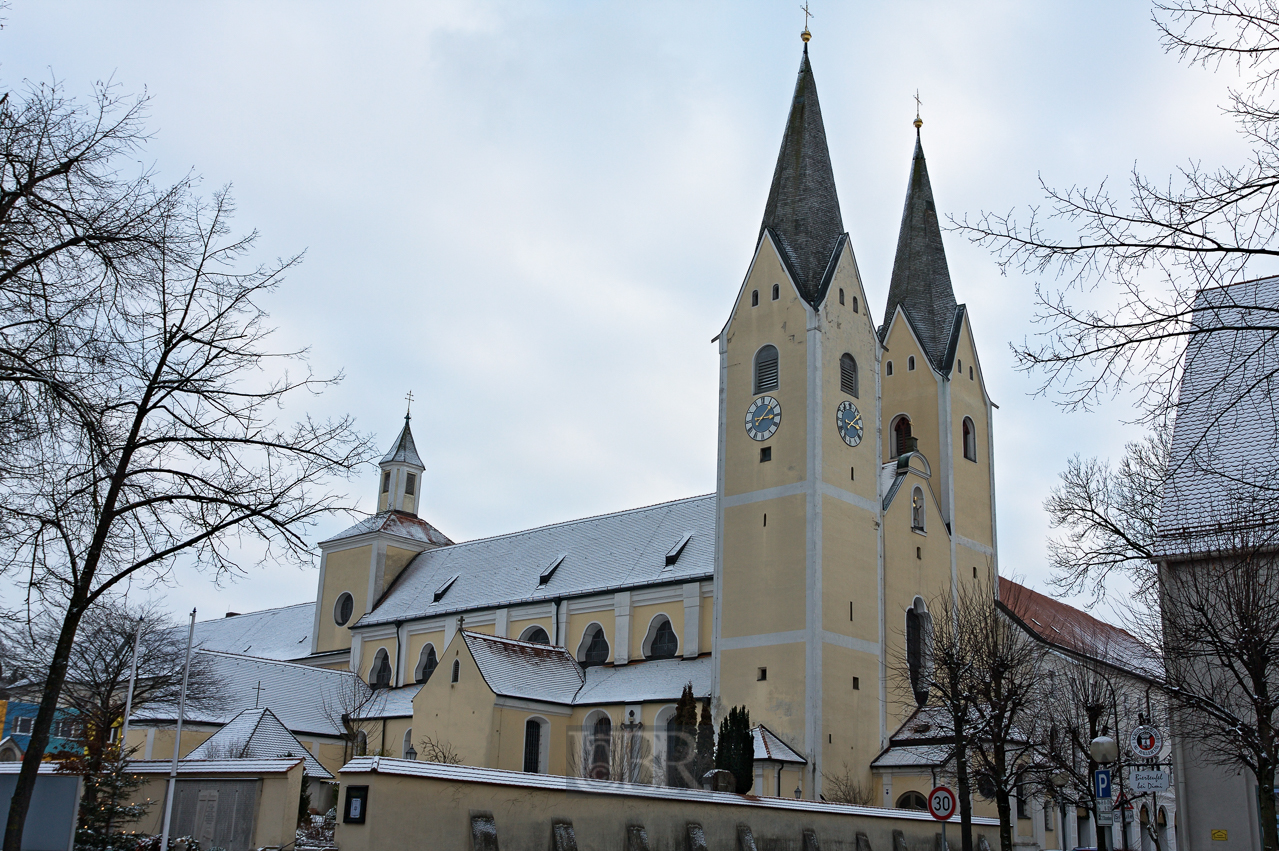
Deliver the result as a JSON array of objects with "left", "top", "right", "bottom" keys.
[
  {"left": 880, "top": 318, "right": 942, "bottom": 506},
  {"left": 314, "top": 544, "right": 372, "bottom": 654},
  {"left": 948, "top": 316, "right": 997, "bottom": 593},
  {"left": 411, "top": 634, "right": 500, "bottom": 767}
]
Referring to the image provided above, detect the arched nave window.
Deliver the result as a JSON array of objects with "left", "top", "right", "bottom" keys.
[
  {"left": 520, "top": 625, "right": 550, "bottom": 644},
  {"left": 370, "top": 649, "right": 392, "bottom": 690},
  {"left": 415, "top": 644, "right": 438, "bottom": 684},
  {"left": 578, "top": 624, "right": 610, "bottom": 667},
  {"left": 643, "top": 615, "right": 679, "bottom": 660}
]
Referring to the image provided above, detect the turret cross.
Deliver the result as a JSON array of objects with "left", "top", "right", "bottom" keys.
[{"left": 800, "top": 2, "right": 814, "bottom": 29}]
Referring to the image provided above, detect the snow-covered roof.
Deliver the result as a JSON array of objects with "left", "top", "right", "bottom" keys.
[
  {"left": 322, "top": 510, "right": 452, "bottom": 548},
  {"left": 357, "top": 495, "right": 714, "bottom": 628},
  {"left": 465, "top": 632, "right": 584, "bottom": 704},
  {"left": 870, "top": 744, "right": 951, "bottom": 769},
  {"left": 381, "top": 417, "right": 424, "bottom": 467},
  {"left": 352, "top": 684, "right": 420, "bottom": 719},
  {"left": 128, "top": 758, "right": 304, "bottom": 775},
  {"left": 130, "top": 650, "right": 353, "bottom": 738},
  {"left": 871, "top": 706, "right": 956, "bottom": 770},
  {"left": 752, "top": 724, "right": 805, "bottom": 764},
  {"left": 574, "top": 656, "right": 711, "bottom": 705},
  {"left": 1160, "top": 276, "right": 1279, "bottom": 546},
  {"left": 185, "top": 707, "right": 333, "bottom": 779},
  {"left": 188, "top": 603, "right": 315, "bottom": 662}
]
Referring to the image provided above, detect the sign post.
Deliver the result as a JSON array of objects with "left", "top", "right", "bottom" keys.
[
  {"left": 930, "top": 786, "right": 956, "bottom": 850},
  {"left": 1095, "top": 768, "right": 1113, "bottom": 827}
]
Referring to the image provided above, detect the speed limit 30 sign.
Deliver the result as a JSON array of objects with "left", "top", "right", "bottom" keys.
[{"left": 929, "top": 786, "right": 957, "bottom": 821}]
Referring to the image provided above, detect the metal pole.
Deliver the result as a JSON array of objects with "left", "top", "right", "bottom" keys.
[
  {"left": 159, "top": 609, "right": 195, "bottom": 849},
  {"left": 118, "top": 617, "right": 144, "bottom": 752}
]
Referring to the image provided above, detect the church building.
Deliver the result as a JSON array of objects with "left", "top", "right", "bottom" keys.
[{"left": 167, "top": 39, "right": 999, "bottom": 810}]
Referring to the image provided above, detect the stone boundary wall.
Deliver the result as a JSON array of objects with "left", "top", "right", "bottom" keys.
[{"left": 335, "top": 757, "right": 999, "bottom": 851}]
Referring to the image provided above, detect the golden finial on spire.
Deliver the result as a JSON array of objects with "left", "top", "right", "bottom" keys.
[
  {"left": 913, "top": 90, "right": 923, "bottom": 129},
  {"left": 800, "top": 2, "right": 813, "bottom": 42}
]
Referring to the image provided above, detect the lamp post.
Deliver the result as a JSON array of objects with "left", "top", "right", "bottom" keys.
[
  {"left": 1090, "top": 735, "right": 1119, "bottom": 851},
  {"left": 1052, "top": 772, "right": 1070, "bottom": 848}
]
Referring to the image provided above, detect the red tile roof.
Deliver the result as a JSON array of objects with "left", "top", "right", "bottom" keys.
[{"left": 998, "top": 578, "right": 1148, "bottom": 672}]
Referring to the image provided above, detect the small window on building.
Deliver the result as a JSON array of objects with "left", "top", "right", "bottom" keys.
[
  {"left": 754, "top": 345, "right": 779, "bottom": 394},
  {"left": 579, "top": 624, "right": 610, "bottom": 667},
  {"left": 523, "top": 718, "right": 543, "bottom": 773},
  {"left": 334, "top": 592, "right": 354, "bottom": 627},
  {"left": 908, "top": 355, "right": 916, "bottom": 371},
  {"left": 405, "top": 472, "right": 416, "bottom": 496},
  {"left": 840, "top": 353, "right": 858, "bottom": 397},
  {"left": 381, "top": 471, "right": 391, "bottom": 494},
  {"left": 12, "top": 717, "right": 32, "bottom": 736},
  {"left": 1017, "top": 784, "right": 1030, "bottom": 819},
  {"left": 852, "top": 296, "right": 859, "bottom": 313},
  {"left": 415, "top": 644, "right": 438, "bottom": 683},
  {"left": 451, "top": 659, "right": 460, "bottom": 683},
  {"left": 897, "top": 791, "right": 928, "bottom": 810},
  {"left": 771, "top": 284, "right": 780, "bottom": 301},
  {"left": 916, "top": 546, "right": 922, "bottom": 559},
  {"left": 751, "top": 289, "right": 759, "bottom": 307},
  {"left": 969, "top": 366, "right": 974, "bottom": 380},
  {"left": 370, "top": 649, "right": 393, "bottom": 690},
  {"left": 973, "top": 566, "right": 978, "bottom": 578},
  {"left": 963, "top": 417, "right": 977, "bottom": 462},
  {"left": 839, "top": 288, "right": 845, "bottom": 305},
  {"left": 520, "top": 625, "right": 550, "bottom": 644},
  {"left": 853, "top": 676, "right": 860, "bottom": 690},
  {"left": 760, "top": 446, "right": 772, "bottom": 462},
  {"left": 758, "top": 667, "right": 767, "bottom": 681},
  {"left": 403, "top": 728, "right": 415, "bottom": 759},
  {"left": 957, "top": 358, "right": 962, "bottom": 372}
]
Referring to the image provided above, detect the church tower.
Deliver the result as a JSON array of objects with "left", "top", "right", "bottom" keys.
[
  {"left": 712, "top": 41, "right": 998, "bottom": 802},
  {"left": 378, "top": 413, "right": 426, "bottom": 515}
]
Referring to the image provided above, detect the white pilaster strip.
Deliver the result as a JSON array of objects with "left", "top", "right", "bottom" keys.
[
  {"left": 805, "top": 308, "right": 823, "bottom": 795},
  {"left": 683, "top": 582, "right": 702, "bottom": 658},
  {"left": 311, "top": 551, "right": 328, "bottom": 655},
  {"left": 495, "top": 607, "right": 509, "bottom": 639},
  {"left": 613, "top": 591, "right": 632, "bottom": 665}
]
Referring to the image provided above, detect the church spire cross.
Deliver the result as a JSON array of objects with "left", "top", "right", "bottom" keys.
[
  {"left": 405, "top": 390, "right": 414, "bottom": 420},
  {"left": 800, "top": 2, "right": 813, "bottom": 42},
  {"left": 914, "top": 90, "right": 923, "bottom": 130}
]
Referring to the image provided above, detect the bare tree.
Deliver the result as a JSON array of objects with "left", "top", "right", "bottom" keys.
[
  {"left": 821, "top": 763, "right": 874, "bottom": 806},
  {"left": 319, "top": 672, "right": 386, "bottom": 764},
  {"left": 0, "top": 78, "right": 374, "bottom": 848},
  {"left": 972, "top": 583, "right": 1050, "bottom": 851},
  {"left": 416, "top": 735, "right": 464, "bottom": 765},
  {"left": 955, "top": 1, "right": 1279, "bottom": 422}
]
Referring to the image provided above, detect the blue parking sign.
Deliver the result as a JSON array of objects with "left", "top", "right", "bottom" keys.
[{"left": 1094, "top": 768, "right": 1111, "bottom": 799}]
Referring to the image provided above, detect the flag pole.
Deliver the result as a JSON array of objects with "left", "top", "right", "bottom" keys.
[
  {"left": 160, "top": 608, "right": 195, "bottom": 849},
  {"left": 119, "top": 616, "right": 144, "bottom": 752}
]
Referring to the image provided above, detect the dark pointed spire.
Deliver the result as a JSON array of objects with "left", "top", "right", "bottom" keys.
[
  {"left": 883, "top": 130, "right": 958, "bottom": 369},
  {"left": 381, "top": 413, "right": 423, "bottom": 467},
  {"left": 758, "top": 45, "right": 845, "bottom": 307}
]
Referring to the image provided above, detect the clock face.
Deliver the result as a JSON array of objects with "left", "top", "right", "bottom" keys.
[
  {"left": 836, "top": 400, "right": 863, "bottom": 447},
  {"left": 745, "top": 396, "right": 781, "bottom": 441}
]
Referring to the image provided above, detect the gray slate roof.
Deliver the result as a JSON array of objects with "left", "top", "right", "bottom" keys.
[
  {"left": 357, "top": 495, "right": 714, "bottom": 628},
  {"left": 381, "top": 415, "right": 424, "bottom": 467},
  {"left": 189, "top": 603, "right": 315, "bottom": 661},
  {"left": 758, "top": 46, "right": 845, "bottom": 308},
  {"left": 186, "top": 707, "right": 333, "bottom": 779},
  {"left": 1159, "top": 276, "right": 1279, "bottom": 547},
  {"left": 131, "top": 650, "right": 353, "bottom": 738},
  {"left": 882, "top": 133, "right": 960, "bottom": 371},
  {"left": 574, "top": 655, "right": 711, "bottom": 705}
]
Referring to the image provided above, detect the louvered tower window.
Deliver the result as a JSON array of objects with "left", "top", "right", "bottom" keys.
[
  {"left": 754, "top": 345, "right": 779, "bottom": 394},
  {"left": 840, "top": 353, "right": 858, "bottom": 397}
]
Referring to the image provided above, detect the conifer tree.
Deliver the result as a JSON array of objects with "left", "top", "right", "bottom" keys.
[
  {"left": 55, "top": 744, "right": 151, "bottom": 850},
  {"left": 714, "top": 705, "right": 754, "bottom": 794},
  {"left": 667, "top": 683, "right": 698, "bottom": 787},
  {"left": 694, "top": 699, "right": 715, "bottom": 783}
]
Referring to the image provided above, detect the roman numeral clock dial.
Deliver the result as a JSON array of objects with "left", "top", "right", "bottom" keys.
[
  {"left": 745, "top": 396, "right": 781, "bottom": 441},
  {"left": 836, "top": 400, "right": 863, "bottom": 447}
]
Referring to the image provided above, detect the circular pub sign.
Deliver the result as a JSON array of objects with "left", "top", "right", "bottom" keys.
[
  {"left": 1130, "top": 725, "right": 1163, "bottom": 759},
  {"left": 929, "top": 786, "right": 957, "bottom": 821}
]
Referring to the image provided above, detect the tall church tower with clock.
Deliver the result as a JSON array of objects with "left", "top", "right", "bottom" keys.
[{"left": 711, "top": 38, "right": 998, "bottom": 799}]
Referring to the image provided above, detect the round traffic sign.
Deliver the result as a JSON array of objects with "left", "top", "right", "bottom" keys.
[
  {"left": 928, "top": 786, "right": 956, "bottom": 821},
  {"left": 1129, "top": 725, "right": 1163, "bottom": 758}
]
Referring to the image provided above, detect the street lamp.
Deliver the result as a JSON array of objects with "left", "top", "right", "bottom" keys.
[
  {"left": 794, "top": 785, "right": 802, "bottom": 799},
  {"left": 405, "top": 745, "right": 417, "bottom": 761},
  {"left": 1089, "top": 735, "right": 1119, "bottom": 766},
  {"left": 1052, "top": 774, "right": 1070, "bottom": 844}
]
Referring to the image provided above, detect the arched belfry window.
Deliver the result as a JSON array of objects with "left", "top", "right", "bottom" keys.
[
  {"left": 754, "top": 345, "right": 779, "bottom": 394},
  {"left": 906, "top": 598, "right": 933, "bottom": 707},
  {"left": 370, "top": 649, "right": 392, "bottom": 690},
  {"left": 911, "top": 486, "right": 925, "bottom": 532},
  {"left": 891, "top": 416, "right": 912, "bottom": 458},
  {"left": 415, "top": 644, "right": 438, "bottom": 683},
  {"left": 751, "top": 289, "right": 759, "bottom": 307},
  {"left": 840, "top": 354, "right": 858, "bottom": 397},
  {"left": 962, "top": 417, "right": 977, "bottom": 462}
]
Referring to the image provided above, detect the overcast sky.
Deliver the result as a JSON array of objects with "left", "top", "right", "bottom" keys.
[{"left": 2, "top": 1, "right": 1255, "bottom": 626}]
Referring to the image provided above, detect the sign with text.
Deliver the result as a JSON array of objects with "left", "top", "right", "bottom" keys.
[
  {"left": 928, "top": 786, "right": 956, "bottom": 821},
  {"left": 1096, "top": 797, "right": 1114, "bottom": 827},
  {"left": 1130, "top": 769, "right": 1169, "bottom": 793},
  {"left": 1130, "top": 725, "right": 1163, "bottom": 759}
]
